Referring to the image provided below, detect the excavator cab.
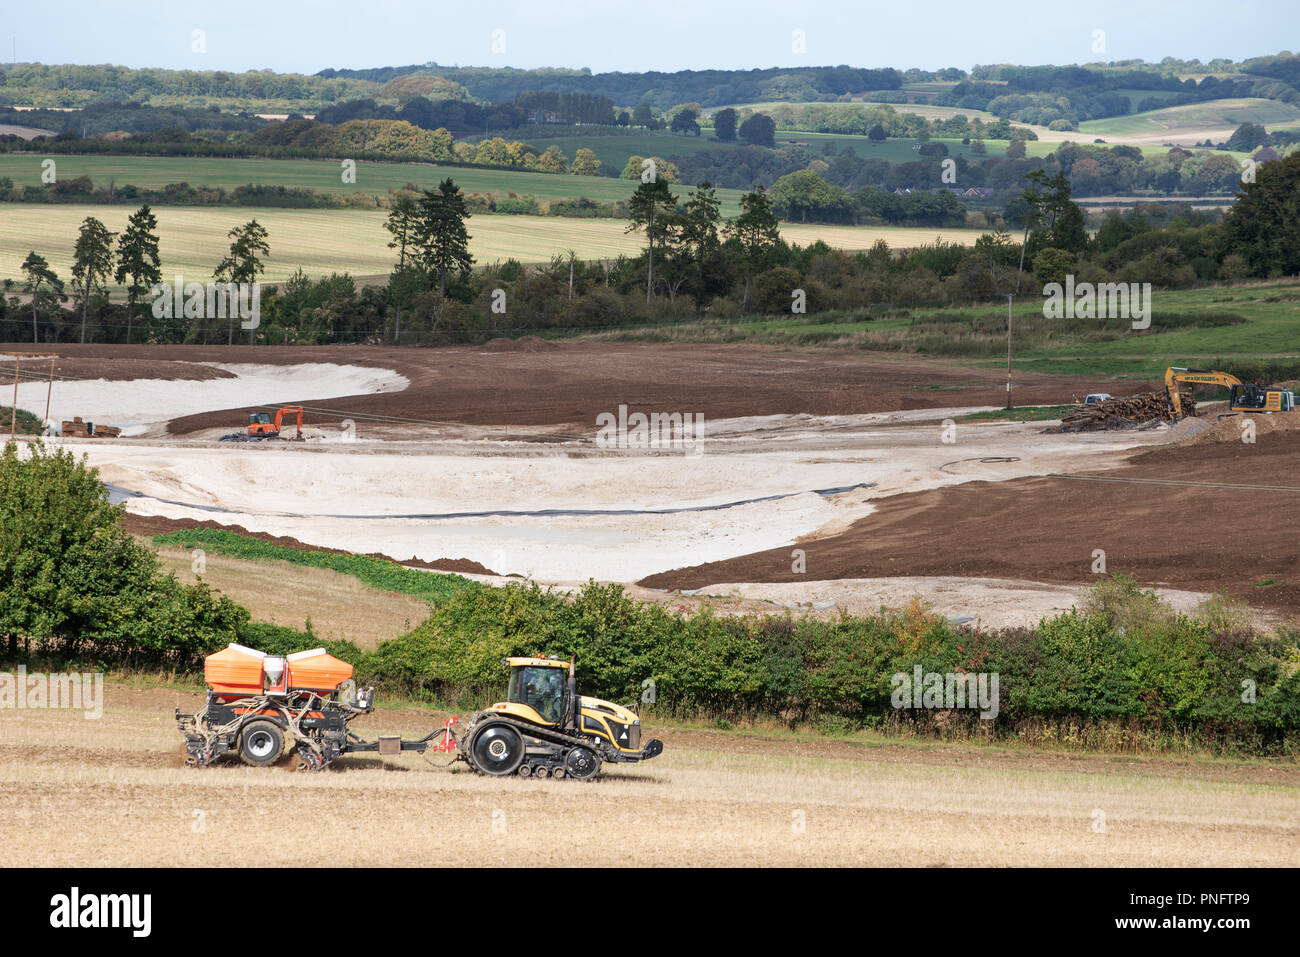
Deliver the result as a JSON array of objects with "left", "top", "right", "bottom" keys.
[{"left": 245, "top": 407, "right": 304, "bottom": 440}]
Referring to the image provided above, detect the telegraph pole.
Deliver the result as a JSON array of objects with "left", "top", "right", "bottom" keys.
[
  {"left": 1005, "top": 294, "right": 1014, "bottom": 410},
  {"left": 1007, "top": 217, "right": 1032, "bottom": 411},
  {"left": 9, "top": 356, "right": 18, "bottom": 440},
  {"left": 44, "top": 356, "right": 55, "bottom": 433}
]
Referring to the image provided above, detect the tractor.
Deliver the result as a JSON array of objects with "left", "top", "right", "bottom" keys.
[{"left": 459, "top": 656, "right": 663, "bottom": 780}]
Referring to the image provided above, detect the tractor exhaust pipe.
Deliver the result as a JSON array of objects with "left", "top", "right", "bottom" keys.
[{"left": 566, "top": 658, "right": 577, "bottom": 730}]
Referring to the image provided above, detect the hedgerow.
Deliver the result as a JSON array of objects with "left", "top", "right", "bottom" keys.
[{"left": 5, "top": 454, "right": 1297, "bottom": 755}]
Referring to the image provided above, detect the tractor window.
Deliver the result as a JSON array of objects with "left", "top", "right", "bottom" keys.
[{"left": 508, "top": 667, "right": 563, "bottom": 723}]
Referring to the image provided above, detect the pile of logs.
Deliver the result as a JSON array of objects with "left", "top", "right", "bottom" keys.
[
  {"left": 61, "top": 416, "right": 122, "bottom": 438},
  {"left": 1052, "top": 390, "right": 1196, "bottom": 432}
]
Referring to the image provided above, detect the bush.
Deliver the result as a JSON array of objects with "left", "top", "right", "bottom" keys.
[
  {"left": 0, "top": 443, "right": 246, "bottom": 666},
  {"left": 753, "top": 266, "right": 804, "bottom": 314}
]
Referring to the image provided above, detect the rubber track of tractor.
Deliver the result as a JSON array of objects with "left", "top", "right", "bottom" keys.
[{"left": 463, "top": 714, "right": 604, "bottom": 776}]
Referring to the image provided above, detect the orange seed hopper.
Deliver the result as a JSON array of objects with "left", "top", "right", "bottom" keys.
[{"left": 203, "top": 643, "right": 352, "bottom": 700}]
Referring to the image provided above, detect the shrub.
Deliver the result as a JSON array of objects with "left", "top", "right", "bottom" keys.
[{"left": 0, "top": 443, "right": 245, "bottom": 667}]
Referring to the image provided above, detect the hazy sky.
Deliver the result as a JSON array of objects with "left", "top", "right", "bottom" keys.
[{"left": 6, "top": 0, "right": 1298, "bottom": 75}]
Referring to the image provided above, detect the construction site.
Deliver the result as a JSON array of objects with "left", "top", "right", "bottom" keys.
[
  {"left": 2, "top": 340, "right": 1298, "bottom": 868},
  {"left": 7, "top": 343, "right": 1300, "bottom": 618}
]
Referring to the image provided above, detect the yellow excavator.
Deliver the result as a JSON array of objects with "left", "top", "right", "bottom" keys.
[
  {"left": 1165, "top": 367, "right": 1295, "bottom": 419},
  {"left": 459, "top": 656, "right": 663, "bottom": 780}
]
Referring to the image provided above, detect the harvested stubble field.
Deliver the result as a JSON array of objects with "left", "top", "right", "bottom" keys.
[
  {"left": 1, "top": 683, "right": 1296, "bottom": 867},
  {"left": 0, "top": 202, "right": 981, "bottom": 285}
]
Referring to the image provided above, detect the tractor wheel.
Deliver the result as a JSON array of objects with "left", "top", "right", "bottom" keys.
[
  {"left": 239, "top": 721, "right": 284, "bottom": 767},
  {"left": 468, "top": 723, "right": 525, "bottom": 776},
  {"left": 564, "top": 747, "right": 601, "bottom": 781}
]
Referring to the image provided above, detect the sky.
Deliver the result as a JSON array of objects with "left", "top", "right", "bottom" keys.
[{"left": 4, "top": 0, "right": 1298, "bottom": 75}]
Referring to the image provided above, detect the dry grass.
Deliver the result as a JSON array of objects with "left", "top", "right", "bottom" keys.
[
  {"left": 0, "top": 682, "right": 1295, "bottom": 867},
  {"left": 0, "top": 203, "right": 981, "bottom": 284},
  {"left": 152, "top": 546, "right": 430, "bottom": 649}
]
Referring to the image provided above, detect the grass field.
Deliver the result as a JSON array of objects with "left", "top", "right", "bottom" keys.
[
  {"left": 0, "top": 202, "right": 983, "bottom": 283},
  {"left": 0, "top": 153, "right": 754, "bottom": 212},
  {"left": 1, "top": 678, "right": 1294, "bottom": 866},
  {"left": 152, "top": 546, "right": 430, "bottom": 649},
  {"left": 576, "top": 282, "right": 1300, "bottom": 377},
  {"left": 1079, "top": 97, "right": 1300, "bottom": 144},
  {"left": 700, "top": 99, "right": 1005, "bottom": 123}
]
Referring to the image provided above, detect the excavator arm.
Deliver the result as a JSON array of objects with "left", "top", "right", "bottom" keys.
[
  {"left": 1164, "top": 367, "right": 1292, "bottom": 417},
  {"left": 273, "top": 406, "right": 304, "bottom": 439},
  {"left": 1165, "top": 368, "right": 1243, "bottom": 418}
]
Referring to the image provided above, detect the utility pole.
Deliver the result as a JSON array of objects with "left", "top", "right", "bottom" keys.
[
  {"left": 9, "top": 355, "right": 17, "bottom": 441},
  {"left": 1005, "top": 294, "right": 1014, "bottom": 410},
  {"left": 44, "top": 356, "right": 54, "bottom": 433},
  {"left": 1006, "top": 217, "right": 1032, "bottom": 411}
]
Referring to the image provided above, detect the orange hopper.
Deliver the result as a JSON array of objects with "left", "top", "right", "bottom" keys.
[
  {"left": 285, "top": 649, "right": 353, "bottom": 692},
  {"left": 204, "top": 643, "right": 266, "bottom": 699},
  {"left": 203, "top": 644, "right": 353, "bottom": 699}
]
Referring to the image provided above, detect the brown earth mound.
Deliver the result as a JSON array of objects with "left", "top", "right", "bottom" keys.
[
  {"left": 640, "top": 430, "right": 1300, "bottom": 617},
  {"left": 1188, "top": 409, "right": 1300, "bottom": 445},
  {"left": 2, "top": 354, "right": 235, "bottom": 383},
  {"left": 479, "top": 335, "right": 559, "bottom": 352},
  {"left": 122, "top": 514, "right": 502, "bottom": 576}
]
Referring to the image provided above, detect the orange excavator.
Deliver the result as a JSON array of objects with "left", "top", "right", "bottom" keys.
[{"left": 246, "top": 406, "right": 304, "bottom": 440}]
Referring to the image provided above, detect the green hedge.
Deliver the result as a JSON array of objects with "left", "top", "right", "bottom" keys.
[{"left": 356, "top": 580, "right": 1299, "bottom": 753}]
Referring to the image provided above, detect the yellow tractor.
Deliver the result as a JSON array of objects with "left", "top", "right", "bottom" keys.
[
  {"left": 1166, "top": 367, "right": 1295, "bottom": 418},
  {"left": 459, "top": 656, "right": 663, "bottom": 780}
]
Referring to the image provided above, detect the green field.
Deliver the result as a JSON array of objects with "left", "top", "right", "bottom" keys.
[
  {"left": 0, "top": 153, "right": 758, "bottom": 213},
  {"left": 574, "top": 283, "right": 1300, "bottom": 377},
  {"left": 1079, "top": 98, "right": 1300, "bottom": 142},
  {"left": 0, "top": 202, "right": 983, "bottom": 284}
]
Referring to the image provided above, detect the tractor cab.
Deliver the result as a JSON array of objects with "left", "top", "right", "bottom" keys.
[{"left": 504, "top": 657, "right": 571, "bottom": 726}]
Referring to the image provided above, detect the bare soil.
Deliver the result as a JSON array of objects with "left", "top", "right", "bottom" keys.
[
  {"left": 0, "top": 342, "right": 1153, "bottom": 432},
  {"left": 641, "top": 429, "right": 1300, "bottom": 617},
  {"left": 1, "top": 353, "right": 235, "bottom": 383}
]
